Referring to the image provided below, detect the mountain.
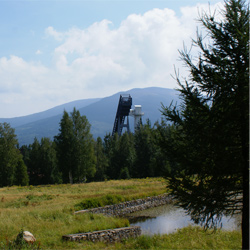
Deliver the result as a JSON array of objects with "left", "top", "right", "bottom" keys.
[
  {"left": 0, "top": 87, "right": 179, "bottom": 146},
  {"left": 0, "top": 98, "right": 101, "bottom": 128}
]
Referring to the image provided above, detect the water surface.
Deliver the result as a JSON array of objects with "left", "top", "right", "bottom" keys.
[{"left": 129, "top": 204, "right": 241, "bottom": 235}]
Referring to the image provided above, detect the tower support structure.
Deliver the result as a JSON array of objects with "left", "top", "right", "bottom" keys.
[
  {"left": 129, "top": 105, "right": 144, "bottom": 130},
  {"left": 112, "top": 95, "right": 132, "bottom": 136}
]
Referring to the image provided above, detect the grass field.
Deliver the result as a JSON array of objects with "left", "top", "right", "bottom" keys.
[{"left": 0, "top": 178, "right": 241, "bottom": 249}]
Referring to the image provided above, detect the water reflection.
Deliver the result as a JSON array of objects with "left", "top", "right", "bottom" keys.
[{"left": 129, "top": 204, "right": 240, "bottom": 235}]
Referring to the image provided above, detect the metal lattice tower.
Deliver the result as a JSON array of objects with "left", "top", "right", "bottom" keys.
[{"left": 112, "top": 94, "right": 132, "bottom": 136}]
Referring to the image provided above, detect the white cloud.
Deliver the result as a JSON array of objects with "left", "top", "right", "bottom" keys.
[
  {"left": 0, "top": 2, "right": 223, "bottom": 118},
  {"left": 45, "top": 26, "right": 64, "bottom": 41},
  {"left": 36, "top": 50, "right": 42, "bottom": 55}
]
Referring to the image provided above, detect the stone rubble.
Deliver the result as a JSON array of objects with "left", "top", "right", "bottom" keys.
[
  {"left": 62, "top": 226, "right": 141, "bottom": 243},
  {"left": 64, "top": 194, "right": 172, "bottom": 243},
  {"left": 74, "top": 193, "right": 172, "bottom": 216}
]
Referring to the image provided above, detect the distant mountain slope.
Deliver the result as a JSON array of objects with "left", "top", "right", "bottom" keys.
[
  {"left": 0, "top": 98, "right": 100, "bottom": 127},
  {"left": 1, "top": 87, "right": 179, "bottom": 146}
]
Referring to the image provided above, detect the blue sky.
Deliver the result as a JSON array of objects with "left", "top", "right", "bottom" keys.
[{"left": 0, "top": 0, "right": 222, "bottom": 118}]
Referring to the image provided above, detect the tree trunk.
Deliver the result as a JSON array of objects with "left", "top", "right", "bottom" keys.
[
  {"left": 242, "top": 154, "right": 249, "bottom": 249},
  {"left": 242, "top": 142, "right": 249, "bottom": 248}
]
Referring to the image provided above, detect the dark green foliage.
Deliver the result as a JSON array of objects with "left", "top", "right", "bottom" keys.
[
  {"left": 40, "top": 138, "right": 62, "bottom": 184},
  {"left": 119, "top": 167, "right": 130, "bottom": 180},
  {"left": 133, "top": 121, "right": 158, "bottom": 178},
  {"left": 54, "top": 111, "right": 74, "bottom": 183},
  {"left": 74, "top": 194, "right": 125, "bottom": 210},
  {"left": 5, "top": 228, "right": 40, "bottom": 250},
  {"left": 104, "top": 132, "right": 135, "bottom": 179},
  {"left": 27, "top": 138, "right": 42, "bottom": 185},
  {"left": 92, "top": 137, "right": 108, "bottom": 181},
  {"left": 24, "top": 137, "right": 61, "bottom": 185},
  {"left": 160, "top": 0, "right": 249, "bottom": 248},
  {"left": 55, "top": 108, "right": 96, "bottom": 184},
  {"left": 102, "top": 123, "right": 170, "bottom": 180},
  {"left": 103, "top": 133, "right": 120, "bottom": 179},
  {"left": 133, "top": 120, "right": 170, "bottom": 178},
  {"left": 117, "top": 133, "right": 135, "bottom": 179},
  {"left": 0, "top": 123, "right": 27, "bottom": 187},
  {"left": 14, "top": 159, "right": 29, "bottom": 186}
]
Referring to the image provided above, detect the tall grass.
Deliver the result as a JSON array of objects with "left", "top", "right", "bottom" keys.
[
  {"left": 0, "top": 178, "right": 241, "bottom": 249},
  {"left": 112, "top": 226, "right": 241, "bottom": 249},
  {"left": 0, "top": 178, "right": 165, "bottom": 249}
]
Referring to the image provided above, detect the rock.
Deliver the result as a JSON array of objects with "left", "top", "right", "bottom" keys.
[{"left": 23, "top": 231, "right": 36, "bottom": 243}]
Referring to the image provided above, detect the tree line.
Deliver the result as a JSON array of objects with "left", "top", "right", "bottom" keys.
[{"left": 0, "top": 108, "right": 173, "bottom": 186}]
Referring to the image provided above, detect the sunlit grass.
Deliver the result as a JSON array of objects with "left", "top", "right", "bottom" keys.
[
  {"left": 0, "top": 178, "right": 166, "bottom": 249},
  {"left": 110, "top": 226, "right": 241, "bottom": 249},
  {"left": 0, "top": 178, "right": 241, "bottom": 249}
]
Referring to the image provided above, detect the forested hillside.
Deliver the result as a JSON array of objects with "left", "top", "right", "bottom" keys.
[
  {"left": 0, "top": 87, "right": 178, "bottom": 145},
  {"left": 0, "top": 107, "right": 173, "bottom": 186}
]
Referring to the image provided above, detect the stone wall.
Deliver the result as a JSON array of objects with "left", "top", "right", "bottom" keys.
[
  {"left": 62, "top": 226, "right": 141, "bottom": 243},
  {"left": 74, "top": 193, "right": 172, "bottom": 216}
]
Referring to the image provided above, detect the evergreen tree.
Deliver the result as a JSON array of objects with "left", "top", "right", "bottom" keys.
[
  {"left": 93, "top": 137, "right": 108, "bottom": 181},
  {"left": 54, "top": 111, "right": 74, "bottom": 183},
  {"left": 0, "top": 123, "right": 24, "bottom": 187},
  {"left": 55, "top": 108, "right": 96, "bottom": 183},
  {"left": 133, "top": 121, "right": 155, "bottom": 178},
  {"left": 28, "top": 137, "right": 42, "bottom": 185},
  {"left": 14, "top": 159, "right": 29, "bottom": 186},
  {"left": 104, "top": 133, "right": 120, "bottom": 179},
  {"left": 104, "top": 132, "right": 135, "bottom": 179},
  {"left": 117, "top": 132, "right": 135, "bottom": 179},
  {"left": 39, "top": 138, "right": 62, "bottom": 184},
  {"left": 151, "top": 120, "right": 172, "bottom": 177},
  {"left": 161, "top": 0, "right": 249, "bottom": 248}
]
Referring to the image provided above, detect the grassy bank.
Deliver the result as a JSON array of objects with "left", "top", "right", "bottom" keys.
[
  {"left": 103, "top": 226, "right": 241, "bottom": 250},
  {"left": 0, "top": 178, "right": 241, "bottom": 249}
]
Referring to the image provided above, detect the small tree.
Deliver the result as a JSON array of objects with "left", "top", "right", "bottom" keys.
[{"left": 161, "top": 0, "right": 249, "bottom": 248}]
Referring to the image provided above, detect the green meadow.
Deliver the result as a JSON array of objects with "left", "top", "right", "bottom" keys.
[{"left": 0, "top": 178, "right": 241, "bottom": 249}]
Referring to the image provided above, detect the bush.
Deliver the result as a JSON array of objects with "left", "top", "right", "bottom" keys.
[{"left": 74, "top": 194, "right": 125, "bottom": 210}]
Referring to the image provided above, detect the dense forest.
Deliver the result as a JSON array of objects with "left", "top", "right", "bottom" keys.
[{"left": 0, "top": 107, "right": 171, "bottom": 186}]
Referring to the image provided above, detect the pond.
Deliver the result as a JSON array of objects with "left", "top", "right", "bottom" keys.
[{"left": 129, "top": 204, "right": 241, "bottom": 235}]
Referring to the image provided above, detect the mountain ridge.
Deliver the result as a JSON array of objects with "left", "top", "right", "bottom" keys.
[
  {"left": 0, "top": 98, "right": 101, "bottom": 127},
  {"left": 0, "top": 87, "right": 179, "bottom": 145}
]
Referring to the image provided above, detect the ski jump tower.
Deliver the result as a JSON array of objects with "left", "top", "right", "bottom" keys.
[
  {"left": 112, "top": 94, "right": 144, "bottom": 136},
  {"left": 112, "top": 94, "right": 132, "bottom": 136}
]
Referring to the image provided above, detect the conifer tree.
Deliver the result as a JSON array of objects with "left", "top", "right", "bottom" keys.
[
  {"left": 161, "top": 0, "right": 249, "bottom": 248},
  {"left": 93, "top": 137, "right": 108, "bottom": 181},
  {"left": 133, "top": 121, "right": 155, "bottom": 177},
  {"left": 55, "top": 108, "right": 96, "bottom": 183},
  {"left": 14, "top": 159, "right": 29, "bottom": 186},
  {"left": 0, "top": 123, "right": 24, "bottom": 186}
]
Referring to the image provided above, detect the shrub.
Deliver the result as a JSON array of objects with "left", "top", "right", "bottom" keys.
[{"left": 74, "top": 194, "right": 125, "bottom": 210}]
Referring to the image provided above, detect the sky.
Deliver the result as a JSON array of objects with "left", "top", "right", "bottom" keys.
[{"left": 0, "top": 0, "right": 223, "bottom": 118}]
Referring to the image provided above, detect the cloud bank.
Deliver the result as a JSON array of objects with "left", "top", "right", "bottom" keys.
[{"left": 0, "top": 2, "right": 222, "bottom": 117}]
